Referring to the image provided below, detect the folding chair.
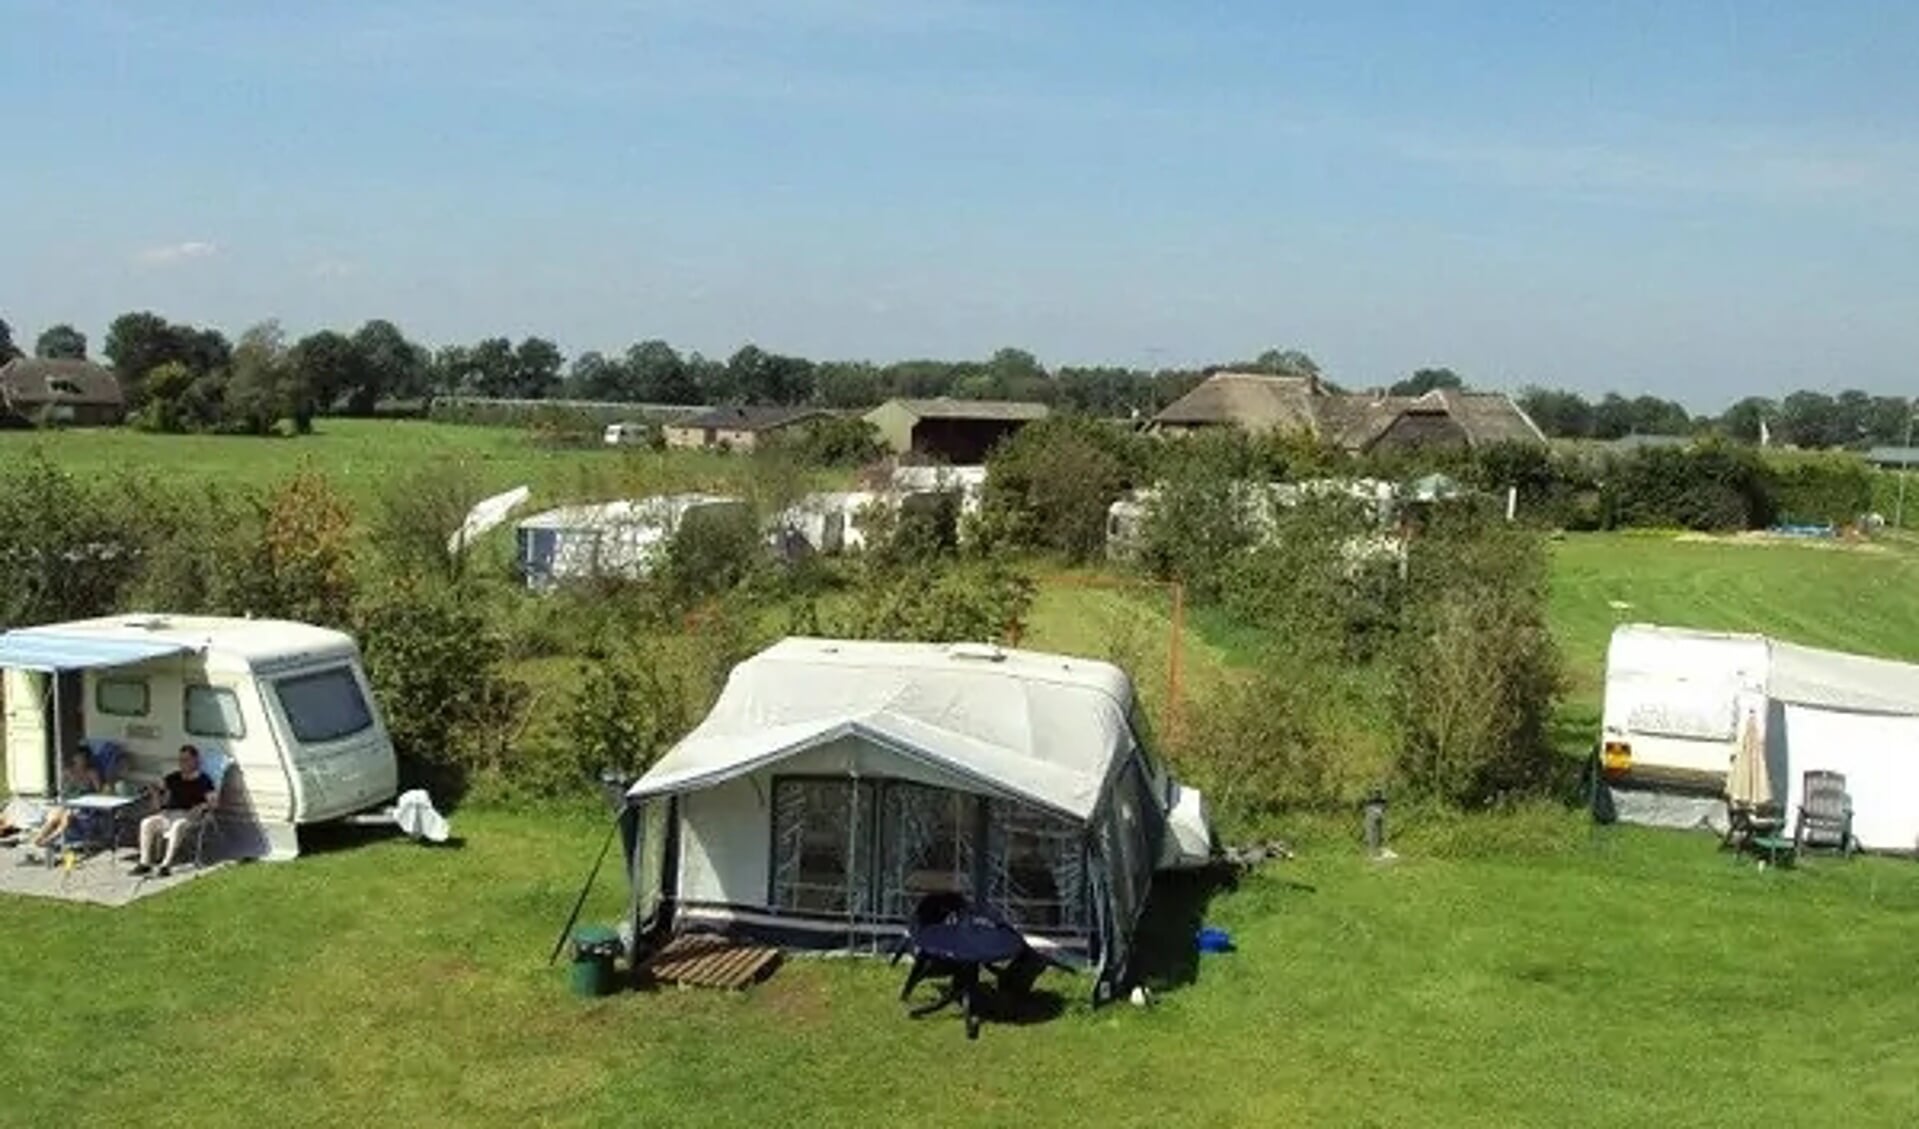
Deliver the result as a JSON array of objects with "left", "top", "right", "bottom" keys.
[
  {"left": 1794, "top": 770, "right": 1855, "bottom": 857},
  {"left": 188, "top": 751, "right": 234, "bottom": 869}
]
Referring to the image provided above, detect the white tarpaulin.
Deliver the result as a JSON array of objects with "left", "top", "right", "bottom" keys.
[
  {"left": 629, "top": 638, "right": 1135, "bottom": 820},
  {"left": 447, "top": 485, "right": 529, "bottom": 555}
]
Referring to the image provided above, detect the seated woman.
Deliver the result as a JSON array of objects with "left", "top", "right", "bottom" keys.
[{"left": 23, "top": 747, "right": 105, "bottom": 862}]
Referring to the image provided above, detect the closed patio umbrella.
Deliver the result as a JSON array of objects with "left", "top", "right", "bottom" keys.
[{"left": 1727, "top": 707, "right": 1772, "bottom": 813}]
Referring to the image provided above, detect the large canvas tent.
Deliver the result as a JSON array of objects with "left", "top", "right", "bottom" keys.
[
  {"left": 622, "top": 637, "right": 1213, "bottom": 995},
  {"left": 1599, "top": 623, "right": 1919, "bottom": 852}
]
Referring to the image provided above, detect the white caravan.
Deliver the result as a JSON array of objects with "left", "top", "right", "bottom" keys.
[
  {"left": 1, "top": 615, "right": 399, "bottom": 860},
  {"left": 515, "top": 494, "right": 747, "bottom": 589},
  {"left": 1599, "top": 623, "right": 1919, "bottom": 853}
]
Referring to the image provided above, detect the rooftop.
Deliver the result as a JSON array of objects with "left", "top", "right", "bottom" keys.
[
  {"left": 669, "top": 405, "right": 831, "bottom": 431},
  {"left": 0, "top": 358, "right": 123, "bottom": 406},
  {"left": 880, "top": 398, "right": 1051, "bottom": 422},
  {"left": 8, "top": 614, "right": 356, "bottom": 663}
]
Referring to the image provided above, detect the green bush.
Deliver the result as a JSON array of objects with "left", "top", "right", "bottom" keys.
[
  {"left": 545, "top": 641, "right": 691, "bottom": 797},
  {"left": 1392, "top": 510, "right": 1561, "bottom": 805},
  {"left": 1601, "top": 442, "right": 1773, "bottom": 531},
  {"left": 786, "top": 415, "right": 885, "bottom": 467},
  {"left": 980, "top": 415, "right": 1140, "bottom": 561},
  {"left": 1768, "top": 453, "right": 1872, "bottom": 525},
  {"left": 835, "top": 560, "right": 1036, "bottom": 644},
  {"left": 357, "top": 579, "right": 518, "bottom": 803},
  {"left": 0, "top": 453, "right": 146, "bottom": 627}
]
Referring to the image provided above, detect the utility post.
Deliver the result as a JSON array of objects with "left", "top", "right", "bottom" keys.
[{"left": 1899, "top": 401, "right": 1916, "bottom": 531}]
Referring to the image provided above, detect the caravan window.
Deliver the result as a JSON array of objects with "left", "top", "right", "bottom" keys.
[
  {"left": 184, "top": 685, "right": 246, "bottom": 738},
  {"left": 96, "top": 677, "right": 150, "bottom": 718},
  {"left": 274, "top": 667, "right": 374, "bottom": 744},
  {"left": 770, "top": 778, "right": 876, "bottom": 916}
]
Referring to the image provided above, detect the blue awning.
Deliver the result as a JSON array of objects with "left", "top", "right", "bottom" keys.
[{"left": 0, "top": 631, "right": 199, "bottom": 673}]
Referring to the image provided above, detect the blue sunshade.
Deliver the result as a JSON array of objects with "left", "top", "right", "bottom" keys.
[{"left": 0, "top": 631, "right": 197, "bottom": 672}]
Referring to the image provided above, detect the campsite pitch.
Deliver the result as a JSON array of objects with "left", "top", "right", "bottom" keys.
[{"left": 2, "top": 809, "right": 1917, "bottom": 1126}]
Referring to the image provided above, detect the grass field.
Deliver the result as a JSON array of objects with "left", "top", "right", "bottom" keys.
[
  {"left": 4, "top": 813, "right": 1917, "bottom": 1127},
  {"left": 10, "top": 426, "right": 1919, "bottom": 1124},
  {"left": 0, "top": 419, "right": 790, "bottom": 507}
]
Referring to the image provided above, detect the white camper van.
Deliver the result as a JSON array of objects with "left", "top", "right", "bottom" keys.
[{"left": 0, "top": 615, "right": 399, "bottom": 860}]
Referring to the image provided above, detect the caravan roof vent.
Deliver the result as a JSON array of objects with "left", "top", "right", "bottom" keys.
[
  {"left": 948, "top": 642, "right": 1005, "bottom": 663},
  {"left": 125, "top": 616, "right": 172, "bottom": 631}
]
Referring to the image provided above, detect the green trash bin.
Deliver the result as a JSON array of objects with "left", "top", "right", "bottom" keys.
[{"left": 570, "top": 925, "right": 623, "bottom": 998}]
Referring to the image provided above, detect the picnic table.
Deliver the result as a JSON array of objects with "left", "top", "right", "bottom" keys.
[
  {"left": 62, "top": 793, "right": 145, "bottom": 858},
  {"left": 905, "top": 918, "right": 1028, "bottom": 1040}
]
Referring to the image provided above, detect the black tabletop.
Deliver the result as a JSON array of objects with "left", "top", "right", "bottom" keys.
[{"left": 914, "top": 920, "right": 1026, "bottom": 965}]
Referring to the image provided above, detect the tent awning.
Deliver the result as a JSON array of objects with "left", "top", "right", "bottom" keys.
[{"left": 0, "top": 631, "right": 199, "bottom": 673}]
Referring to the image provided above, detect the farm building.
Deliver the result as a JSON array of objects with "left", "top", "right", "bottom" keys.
[
  {"left": 662, "top": 406, "right": 832, "bottom": 452},
  {"left": 621, "top": 637, "right": 1215, "bottom": 996},
  {"left": 1152, "top": 372, "right": 1542, "bottom": 454},
  {"left": 515, "top": 495, "right": 746, "bottom": 588},
  {"left": 864, "top": 398, "right": 1049, "bottom": 463},
  {"left": 0, "top": 358, "right": 125, "bottom": 426}
]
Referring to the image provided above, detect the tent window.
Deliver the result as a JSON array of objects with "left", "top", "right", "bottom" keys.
[
  {"left": 987, "top": 801, "right": 1087, "bottom": 931},
  {"left": 96, "top": 677, "right": 150, "bottom": 718},
  {"left": 878, "top": 783, "right": 980, "bottom": 921},
  {"left": 184, "top": 685, "right": 246, "bottom": 739},
  {"left": 770, "top": 778, "right": 875, "bottom": 917}
]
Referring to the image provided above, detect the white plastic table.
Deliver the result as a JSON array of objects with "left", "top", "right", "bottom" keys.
[{"left": 63, "top": 793, "right": 145, "bottom": 856}]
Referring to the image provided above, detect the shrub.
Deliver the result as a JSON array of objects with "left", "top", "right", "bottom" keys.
[
  {"left": 836, "top": 560, "right": 1036, "bottom": 644},
  {"left": 220, "top": 471, "right": 359, "bottom": 627},
  {"left": 981, "top": 416, "right": 1139, "bottom": 562},
  {"left": 1602, "top": 442, "right": 1773, "bottom": 531},
  {"left": 1391, "top": 512, "right": 1561, "bottom": 805},
  {"left": 1181, "top": 656, "right": 1366, "bottom": 824},
  {"left": 788, "top": 415, "right": 885, "bottom": 467},
  {"left": 546, "top": 640, "right": 691, "bottom": 797},
  {"left": 0, "top": 453, "right": 145, "bottom": 627},
  {"left": 1137, "top": 454, "right": 1263, "bottom": 603},
  {"left": 357, "top": 579, "right": 517, "bottom": 803},
  {"left": 659, "top": 502, "right": 764, "bottom": 603},
  {"left": 368, "top": 460, "right": 487, "bottom": 582},
  {"left": 1220, "top": 495, "right": 1402, "bottom": 661},
  {"left": 1768, "top": 453, "right": 1872, "bottom": 525}
]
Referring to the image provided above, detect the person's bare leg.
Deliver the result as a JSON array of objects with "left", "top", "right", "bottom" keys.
[{"left": 33, "top": 808, "right": 71, "bottom": 848}]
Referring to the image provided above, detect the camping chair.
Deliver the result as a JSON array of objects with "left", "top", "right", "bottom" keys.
[
  {"left": 188, "top": 751, "right": 234, "bottom": 869},
  {"left": 1793, "top": 771, "right": 1855, "bottom": 857},
  {"left": 1723, "top": 803, "right": 1784, "bottom": 853},
  {"left": 893, "top": 891, "right": 970, "bottom": 1002}
]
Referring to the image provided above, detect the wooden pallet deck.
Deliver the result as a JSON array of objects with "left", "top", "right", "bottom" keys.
[{"left": 642, "top": 933, "right": 782, "bottom": 990}]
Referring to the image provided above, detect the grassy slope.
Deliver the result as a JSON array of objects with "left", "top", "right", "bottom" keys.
[{"left": 4, "top": 814, "right": 1917, "bottom": 1126}]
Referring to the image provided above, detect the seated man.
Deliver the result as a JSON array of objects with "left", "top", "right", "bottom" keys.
[{"left": 132, "top": 745, "right": 220, "bottom": 878}]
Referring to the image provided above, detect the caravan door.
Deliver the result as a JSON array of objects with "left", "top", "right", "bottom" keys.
[{"left": 3, "top": 669, "right": 51, "bottom": 795}]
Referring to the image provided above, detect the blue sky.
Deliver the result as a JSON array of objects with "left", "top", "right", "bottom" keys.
[{"left": 2, "top": 1, "right": 1914, "bottom": 405}]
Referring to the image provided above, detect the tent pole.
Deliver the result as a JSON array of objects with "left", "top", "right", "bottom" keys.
[{"left": 50, "top": 670, "right": 63, "bottom": 801}]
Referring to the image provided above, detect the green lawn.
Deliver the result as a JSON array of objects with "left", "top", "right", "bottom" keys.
[
  {"left": 3, "top": 813, "right": 1916, "bottom": 1126},
  {"left": 0, "top": 419, "right": 785, "bottom": 506},
  {"left": 8, "top": 437, "right": 1919, "bottom": 1126}
]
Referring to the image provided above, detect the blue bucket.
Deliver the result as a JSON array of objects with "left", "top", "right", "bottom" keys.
[{"left": 1196, "top": 927, "right": 1234, "bottom": 953}]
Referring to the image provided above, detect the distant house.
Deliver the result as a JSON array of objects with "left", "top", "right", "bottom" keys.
[
  {"left": 0, "top": 358, "right": 125, "bottom": 426},
  {"left": 661, "top": 405, "right": 831, "bottom": 452},
  {"left": 864, "top": 398, "right": 1050, "bottom": 463},
  {"left": 1151, "top": 372, "right": 1543, "bottom": 453}
]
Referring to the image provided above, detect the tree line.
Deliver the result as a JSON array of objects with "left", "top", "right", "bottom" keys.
[{"left": 2, "top": 313, "right": 1906, "bottom": 448}]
